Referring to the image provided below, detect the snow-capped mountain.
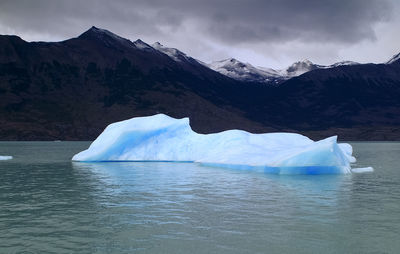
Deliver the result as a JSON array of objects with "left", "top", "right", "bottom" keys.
[
  {"left": 82, "top": 27, "right": 366, "bottom": 85},
  {"left": 281, "top": 60, "right": 360, "bottom": 77},
  {"left": 281, "top": 59, "right": 322, "bottom": 77},
  {"left": 79, "top": 26, "right": 397, "bottom": 86},
  {"left": 208, "top": 58, "right": 283, "bottom": 84},
  {"left": 208, "top": 58, "right": 360, "bottom": 84},
  {"left": 151, "top": 42, "right": 204, "bottom": 66}
]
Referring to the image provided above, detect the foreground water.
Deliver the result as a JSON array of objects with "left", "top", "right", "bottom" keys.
[{"left": 0, "top": 142, "right": 399, "bottom": 253}]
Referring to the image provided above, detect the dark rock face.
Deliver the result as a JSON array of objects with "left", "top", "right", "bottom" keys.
[{"left": 0, "top": 27, "right": 400, "bottom": 140}]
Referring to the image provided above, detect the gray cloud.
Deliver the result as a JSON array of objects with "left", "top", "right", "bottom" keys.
[
  {"left": 0, "top": 0, "right": 397, "bottom": 67},
  {"left": 155, "top": 0, "right": 392, "bottom": 44}
]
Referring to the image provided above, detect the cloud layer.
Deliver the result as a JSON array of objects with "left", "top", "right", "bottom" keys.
[{"left": 0, "top": 0, "right": 397, "bottom": 68}]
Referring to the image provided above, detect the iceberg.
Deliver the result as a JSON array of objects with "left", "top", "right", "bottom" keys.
[
  {"left": 72, "top": 114, "right": 360, "bottom": 174},
  {"left": 0, "top": 155, "right": 13, "bottom": 160}
]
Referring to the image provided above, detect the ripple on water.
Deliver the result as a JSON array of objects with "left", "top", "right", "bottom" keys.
[{"left": 0, "top": 142, "right": 399, "bottom": 253}]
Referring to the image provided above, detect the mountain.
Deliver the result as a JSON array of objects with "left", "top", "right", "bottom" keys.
[
  {"left": 208, "top": 58, "right": 283, "bottom": 84},
  {"left": 0, "top": 26, "right": 271, "bottom": 140},
  {"left": 151, "top": 42, "right": 201, "bottom": 65},
  {"left": 387, "top": 52, "right": 400, "bottom": 64},
  {"left": 281, "top": 59, "right": 322, "bottom": 77},
  {"left": 209, "top": 58, "right": 360, "bottom": 84},
  {"left": 281, "top": 59, "right": 360, "bottom": 77},
  {"left": 1, "top": 26, "right": 400, "bottom": 140},
  {"left": 268, "top": 61, "right": 400, "bottom": 139}
]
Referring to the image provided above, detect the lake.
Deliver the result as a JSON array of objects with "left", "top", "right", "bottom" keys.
[{"left": 0, "top": 141, "right": 399, "bottom": 253}]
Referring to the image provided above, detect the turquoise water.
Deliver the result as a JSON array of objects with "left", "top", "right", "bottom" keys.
[{"left": 0, "top": 142, "right": 399, "bottom": 253}]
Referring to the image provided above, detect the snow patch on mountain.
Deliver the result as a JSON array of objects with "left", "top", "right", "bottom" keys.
[
  {"left": 329, "top": 61, "right": 359, "bottom": 67},
  {"left": 133, "top": 39, "right": 155, "bottom": 51},
  {"left": 152, "top": 42, "right": 193, "bottom": 62}
]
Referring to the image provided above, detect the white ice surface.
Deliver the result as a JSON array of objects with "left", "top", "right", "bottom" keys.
[
  {"left": 72, "top": 114, "right": 360, "bottom": 174},
  {"left": 0, "top": 155, "right": 13, "bottom": 160},
  {"left": 351, "top": 167, "right": 374, "bottom": 173}
]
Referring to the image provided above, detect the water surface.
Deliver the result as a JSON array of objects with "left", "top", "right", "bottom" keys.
[{"left": 0, "top": 142, "right": 399, "bottom": 253}]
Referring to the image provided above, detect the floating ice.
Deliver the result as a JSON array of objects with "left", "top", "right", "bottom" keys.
[
  {"left": 351, "top": 167, "right": 374, "bottom": 173},
  {"left": 72, "top": 114, "right": 361, "bottom": 174},
  {"left": 0, "top": 155, "right": 13, "bottom": 160}
]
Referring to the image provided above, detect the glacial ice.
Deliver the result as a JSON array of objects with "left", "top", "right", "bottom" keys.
[
  {"left": 0, "top": 155, "right": 13, "bottom": 160},
  {"left": 351, "top": 167, "right": 374, "bottom": 173},
  {"left": 72, "top": 114, "right": 361, "bottom": 174}
]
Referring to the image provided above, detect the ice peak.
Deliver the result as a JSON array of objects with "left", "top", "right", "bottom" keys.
[{"left": 72, "top": 114, "right": 360, "bottom": 175}]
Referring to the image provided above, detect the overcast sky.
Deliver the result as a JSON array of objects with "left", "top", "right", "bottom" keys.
[{"left": 0, "top": 0, "right": 398, "bottom": 69}]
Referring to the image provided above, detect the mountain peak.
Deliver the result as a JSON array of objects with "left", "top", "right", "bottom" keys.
[
  {"left": 78, "top": 26, "right": 132, "bottom": 47},
  {"left": 80, "top": 26, "right": 118, "bottom": 38},
  {"left": 226, "top": 58, "right": 239, "bottom": 63},
  {"left": 209, "top": 58, "right": 282, "bottom": 83},
  {"left": 212, "top": 58, "right": 248, "bottom": 69},
  {"left": 297, "top": 59, "right": 314, "bottom": 65},
  {"left": 284, "top": 59, "right": 319, "bottom": 76},
  {"left": 88, "top": 26, "right": 100, "bottom": 32},
  {"left": 387, "top": 52, "right": 400, "bottom": 64}
]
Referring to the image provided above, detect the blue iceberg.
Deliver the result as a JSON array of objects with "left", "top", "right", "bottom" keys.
[{"left": 72, "top": 114, "right": 362, "bottom": 174}]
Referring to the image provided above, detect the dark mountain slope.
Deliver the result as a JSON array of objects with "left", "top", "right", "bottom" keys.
[
  {"left": 249, "top": 62, "right": 400, "bottom": 140},
  {"left": 0, "top": 27, "right": 400, "bottom": 140},
  {"left": 0, "top": 27, "right": 271, "bottom": 140}
]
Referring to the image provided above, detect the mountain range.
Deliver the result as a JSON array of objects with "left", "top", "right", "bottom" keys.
[
  {"left": 208, "top": 58, "right": 360, "bottom": 84},
  {"left": 0, "top": 26, "right": 400, "bottom": 140}
]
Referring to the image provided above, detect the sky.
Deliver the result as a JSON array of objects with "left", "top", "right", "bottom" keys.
[{"left": 0, "top": 0, "right": 399, "bottom": 69}]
